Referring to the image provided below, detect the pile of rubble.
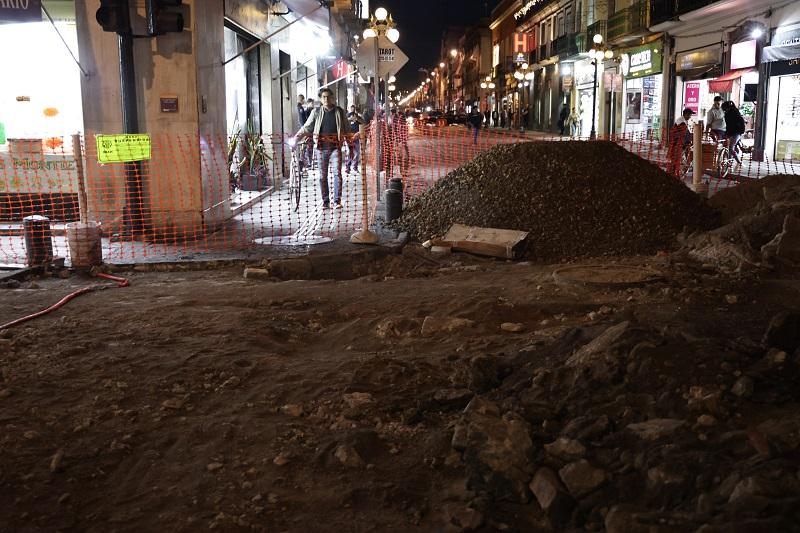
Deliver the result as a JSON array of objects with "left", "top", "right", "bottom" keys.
[
  {"left": 682, "top": 174, "right": 800, "bottom": 271},
  {"left": 445, "top": 310, "right": 800, "bottom": 531},
  {"left": 395, "top": 141, "right": 718, "bottom": 260}
]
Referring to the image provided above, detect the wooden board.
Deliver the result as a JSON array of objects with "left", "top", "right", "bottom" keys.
[{"left": 438, "top": 224, "right": 529, "bottom": 259}]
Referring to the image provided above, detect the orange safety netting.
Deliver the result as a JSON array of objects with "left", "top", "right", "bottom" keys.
[{"left": 1, "top": 123, "right": 798, "bottom": 267}]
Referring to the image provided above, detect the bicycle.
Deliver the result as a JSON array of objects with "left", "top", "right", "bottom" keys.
[
  {"left": 287, "top": 138, "right": 307, "bottom": 212},
  {"left": 715, "top": 137, "right": 744, "bottom": 179}
]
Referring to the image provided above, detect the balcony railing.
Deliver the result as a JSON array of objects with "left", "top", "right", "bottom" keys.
[
  {"left": 608, "top": 0, "right": 650, "bottom": 42},
  {"left": 586, "top": 20, "right": 607, "bottom": 49},
  {"left": 554, "top": 33, "right": 580, "bottom": 57}
]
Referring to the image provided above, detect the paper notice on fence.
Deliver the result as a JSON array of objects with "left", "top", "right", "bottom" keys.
[{"left": 95, "top": 134, "right": 151, "bottom": 163}]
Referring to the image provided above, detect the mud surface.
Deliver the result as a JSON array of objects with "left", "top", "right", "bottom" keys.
[{"left": 1, "top": 247, "right": 799, "bottom": 532}]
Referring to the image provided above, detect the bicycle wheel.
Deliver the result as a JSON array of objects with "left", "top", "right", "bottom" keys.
[
  {"left": 680, "top": 149, "right": 692, "bottom": 178},
  {"left": 717, "top": 148, "right": 732, "bottom": 179}
]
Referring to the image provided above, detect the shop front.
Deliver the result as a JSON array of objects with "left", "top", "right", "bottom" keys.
[
  {"left": 0, "top": 3, "right": 83, "bottom": 221},
  {"left": 762, "top": 24, "right": 800, "bottom": 162},
  {"left": 574, "top": 59, "right": 599, "bottom": 138},
  {"left": 619, "top": 40, "right": 664, "bottom": 137},
  {"left": 675, "top": 45, "right": 723, "bottom": 123}
]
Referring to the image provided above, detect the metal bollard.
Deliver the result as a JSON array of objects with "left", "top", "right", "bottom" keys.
[
  {"left": 23, "top": 215, "right": 54, "bottom": 266},
  {"left": 385, "top": 178, "right": 403, "bottom": 223}
]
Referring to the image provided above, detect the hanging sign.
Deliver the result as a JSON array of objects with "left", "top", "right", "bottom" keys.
[
  {"left": 0, "top": 0, "right": 42, "bottom": 23},
  {"left": 684, "top": 82, "right": 701, "bottom": 114},
  {"left": 0, "top": 123, "right": 5, "bottom": 145},
  {"left": 96, "top": 134, "right": 151, "bottom": 163}
]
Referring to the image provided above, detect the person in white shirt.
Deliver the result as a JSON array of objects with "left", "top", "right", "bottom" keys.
[{"left": 705, "top": 96, "right": 726, "bottom": 141}]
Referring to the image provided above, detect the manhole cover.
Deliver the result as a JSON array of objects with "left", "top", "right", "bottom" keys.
[
  {"left": 254, "top": 236, "right": 333, "bottom": 246},
  {"left": 552, "top": 265, "right": 663, "bottom": 289}
]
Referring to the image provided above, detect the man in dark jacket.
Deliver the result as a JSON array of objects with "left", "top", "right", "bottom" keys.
[{"left": 469, "top": 107, "right": 483, "bottom": 144}]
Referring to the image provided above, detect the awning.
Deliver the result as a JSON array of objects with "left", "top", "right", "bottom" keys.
[
  {"left": 708, "top": 68, "right": 755, "bottom": 92},
  {"left": 763, "top": 43, "right": 800, "bottom": 63},
  {"left": 282, "top": 0, "right": 329, "bottom": 30}
]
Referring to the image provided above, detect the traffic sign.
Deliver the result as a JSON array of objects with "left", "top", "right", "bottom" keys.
[{"left": 355, "top": 36, "right": 409, "bottom": 79}]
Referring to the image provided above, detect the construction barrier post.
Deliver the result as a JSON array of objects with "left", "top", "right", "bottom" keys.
[
  {"left": 350, "top": 123, "right": 378, "bottom": 244},
  {"left": 71, "top": 132, "right": 89, "bottom": 224},
  {"left": 692, "top": 121, "right": 708, "bottom": 197}
]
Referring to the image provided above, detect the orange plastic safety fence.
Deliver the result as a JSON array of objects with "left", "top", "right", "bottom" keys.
[{"left": 1, "top": 126, "right": 798, "bottom": 267}]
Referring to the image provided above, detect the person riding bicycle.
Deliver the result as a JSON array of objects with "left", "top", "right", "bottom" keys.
[
  {"left": 667, "top": 108, "right": 695, "bottom": 176},
  {"left": 722, "top": 100, "right": 746, "bottom": 171}
]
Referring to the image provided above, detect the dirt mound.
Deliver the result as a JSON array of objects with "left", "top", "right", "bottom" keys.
[
  {"left": 683, "top": 175, "right": 800, "bottom": 271},
  {"left": 710, "top": 174, "right": 800, "bottom": 224},
  {"left": 396, "top": 141, "right": 719, "bottom": 260}
]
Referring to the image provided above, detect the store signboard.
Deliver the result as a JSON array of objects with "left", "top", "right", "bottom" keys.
[
  {"left": 562, "top": 75, "right": 573, "bottom": 91},
  {"left": 677, "top": 46, "right": 720, "bottom": 73},
  {"left": 0, "top": 153, "right": 78, "bottom": 194},
  {"left": 731, "top": 40, "right": 757, "bottom": 70},
  {"left": 684, "top": 82, "right": 701, "bottom": 114},
  {"left": 0, "top": 0, "right": 41, "bottom": 23},
  {"left": 513, "top": 0, "right": 553, "bottom": 23},
  {"left": 96, "top": 134, "right": 151, "bottom": 164},
  {"left": 0, "top": 123, "right": 5, "bottom": 145},
  {"left": 620, "top": 42, "right": 663, "bottom": 79}
]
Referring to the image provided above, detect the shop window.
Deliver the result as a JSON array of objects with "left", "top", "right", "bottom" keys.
[
  {"left": 224, "top": 25, "right": 262, "bottom": 135},
  {"left": 775, "top": 75, "right": 800, "bottom": 162},
  {"left": 0, "top": 20, "right": 83, "bottom": 140}
]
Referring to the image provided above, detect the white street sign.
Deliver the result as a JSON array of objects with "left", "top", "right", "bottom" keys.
[{"left": 355, "top": 36, "right": 409, "bottom": 79}]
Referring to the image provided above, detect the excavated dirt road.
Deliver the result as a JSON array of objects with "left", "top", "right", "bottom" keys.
[{"left": 1, "top": 247, "right": 799, "bottom": 532}]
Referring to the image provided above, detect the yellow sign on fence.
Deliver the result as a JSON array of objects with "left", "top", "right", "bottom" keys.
[{"left": 95, "top": 134, "right": 151, "bottom": 163}]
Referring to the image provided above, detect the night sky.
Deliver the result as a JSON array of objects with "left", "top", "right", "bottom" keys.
[{"left": 373, "top": 0, "right": 500, "bottom": 92}]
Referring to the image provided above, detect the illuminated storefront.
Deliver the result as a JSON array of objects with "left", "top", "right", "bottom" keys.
[
  {"left": 619, "top": 40, "right": 664, "bottom": 136},
  {"left": 763, "top": 24, "right": 800, "bottom": 162}
]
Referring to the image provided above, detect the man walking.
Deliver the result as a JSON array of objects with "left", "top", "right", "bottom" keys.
[
  {"left": 705, "top": 96, "right": 726, "bottom": 142},
  {"left": 295, "top": 88, "right": 349, "bottom": 209},
  {"left": 297, "top": 94, "right": 308, "bottom": 127},
  {"left": 469, "top": 107, "right": 483, "bottom": 145}
]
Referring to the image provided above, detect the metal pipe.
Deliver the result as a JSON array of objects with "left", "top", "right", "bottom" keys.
[{"left": 42, "top": 2, "right": 89, "bottom": 77}]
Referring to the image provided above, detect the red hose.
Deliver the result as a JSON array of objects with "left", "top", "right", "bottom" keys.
[{"left": 0, "top": 273, "right": 130, "bottom": 331}]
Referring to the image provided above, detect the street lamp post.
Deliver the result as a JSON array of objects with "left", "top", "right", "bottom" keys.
[
  {"left": 588, "top": 33, "right": 613, "bottom": 140},
  {"left": 352, "top": 7, "right": 400, "bottom": 245}
]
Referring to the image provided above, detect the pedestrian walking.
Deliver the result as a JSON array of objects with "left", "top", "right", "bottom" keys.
[
  {"left": 345, "top": 105, "right": 363, "bottom": 174},
  {"left": 507, "top": 108, "right": 514, "bottom": 130},
  {"left": 468, "top": 107, "right": 482, "bottom": 144},
  {"left": 297, "top": 95, "right": 309, "bottom": 127},
  {"left": 566, "top": 107, "right": 580, "bottom": 138},
  {"left": 558, "top": 106, "right": 569, "bottom": 136},
  {"left": 483, "top": 109, "right": 490, "bottom": 128},
  {"left": 294, "top": 88, "right": 349, "bottom": 210},
  {"left": 520, "top": 106, "right": 529, "bottom": 132},
  {"left": 492, "top": 109, "right": 498, "bottom": 128},
  {"left": 705, "top": 96, "right": 726, "bottom": 142}
]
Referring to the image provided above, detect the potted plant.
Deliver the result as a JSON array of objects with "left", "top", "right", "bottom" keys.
[
  {"left": 238, "top": 122, "right": 271, "bottom": 191},
  {"left": 227, "top": 125, "right": 241, "bottom": 194}
]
